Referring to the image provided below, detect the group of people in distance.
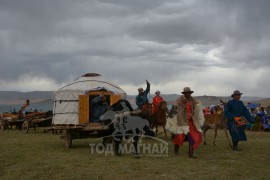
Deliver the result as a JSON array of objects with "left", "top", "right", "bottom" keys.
[
  {"left": 89, "top": 79, "right": 256, "bottom": 158},
  {"left": 247, "top": 103, "right": 270, "bottom": 131}
]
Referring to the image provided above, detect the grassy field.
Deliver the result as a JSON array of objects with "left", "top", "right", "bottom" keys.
[{"left": 0, "top": 128, "right": 270, "bottom": 180}]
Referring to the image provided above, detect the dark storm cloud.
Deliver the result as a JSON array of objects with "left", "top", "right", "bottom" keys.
[{"left": 0, "top": 0, "right": 270, "bottom": 96}]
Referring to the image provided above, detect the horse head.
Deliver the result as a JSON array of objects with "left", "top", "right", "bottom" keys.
[
  {"left": 169, "top": 105, "right": 179, "bottom": 118},
  {"left": 100, "top": 109, "right": 117, "bottom": 121},
  {"left": 141, "top": 103, "right": 152, "bottom": 116},
  {"left": 158, "top": 101, "right": 169, "bottom": 114},
  {"left": 110, "top": 99, "right": 133, "bottom": 112}
]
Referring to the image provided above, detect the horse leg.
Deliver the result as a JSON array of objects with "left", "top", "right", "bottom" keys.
[
  {"left": 213, "top": 128, "right": 217, "bottom": 146},
  {"left": 162, "top": 124, "right": 167, "bottom": 138},
  {"left": 224, "top": 128, "right": 232, "bottom": 147},
  {"left": 133, "top": 136, "right": 140, "bottom": 158},
  {"left": 114, "top": 136, "right": 122, "bottom": 156},
  {"left": 203, "top": 125, "right": 210, "bottom": 145}
]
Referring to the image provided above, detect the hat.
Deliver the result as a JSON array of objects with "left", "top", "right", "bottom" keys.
[
  {"left": 231, "top": 90, "right": 243, "bottom": 97},
  {"left": 155, "top": 90, "right": 161, "bottom": 94},
  {"left": 181, "top": 87, "right": 194, "bottom": 94}
]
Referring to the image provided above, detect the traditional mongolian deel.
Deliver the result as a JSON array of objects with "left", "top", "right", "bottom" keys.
[
  {"left": 172, "top": 95, "right": 204, "bottom": 149},
  {"left": 152, "top": 95, "right": 164, "bottom": 114},
  {"left": 136, "top": 82, "right": 150, "bottom": 108},
  {"left": 224, "top": 99, "right": 254, "bottom": 143}
]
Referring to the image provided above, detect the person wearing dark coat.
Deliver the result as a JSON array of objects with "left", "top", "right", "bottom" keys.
[
  {"left": 91, "top": 95, "right": 109, "bottom": 122},
  {"left": 136, "top": 80, "right": 150, "bottom": 109},
  {"left": 224, "top": 90, "right": 255, "bottom": 151}
]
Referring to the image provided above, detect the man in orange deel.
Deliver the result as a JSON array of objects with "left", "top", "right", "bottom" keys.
[{"left": 152, "top": 90, "right": 164, "bottom": 114}]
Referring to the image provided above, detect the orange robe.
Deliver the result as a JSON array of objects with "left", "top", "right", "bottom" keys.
[
  {"left": 152, "top": 96, "right": 164, "bottom": 113},
  {"left": 173, "top": 101, "right": 202, "bottom": 149}
]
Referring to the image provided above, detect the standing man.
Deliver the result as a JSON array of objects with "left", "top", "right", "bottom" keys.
[
  {"left": 19, "top": 99, "right": 31, "bottom": 119},
  {"left": 91, "top": 94, "right": 109, "bottom": 122},
  {"left": 152, "top": 90, "right": 164, "bottom": 114},
  {"left": 173, "top": 87, "right": 203, "bottom": 158},
  {"left": 136, "top": 80, "right": 150, "bottom": 109},
  {"left": 224, "top": 90, "right": 254, "bottom": 151}
]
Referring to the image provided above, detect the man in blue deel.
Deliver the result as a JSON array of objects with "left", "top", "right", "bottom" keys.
[
  {"left": 224, "top": 90, "right": 255, "bottom": 151},
  {"left": 136, "top": 80, "right": 150, "bottom": 109},
  {"left": 91, "top": 94, "right": 109, "bottom": 122}
]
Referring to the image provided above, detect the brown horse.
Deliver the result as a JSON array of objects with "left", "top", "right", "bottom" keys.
[
  {"left": 203, "top": 100, "right": 232, "bottom": 147},
  {"left": 140, "top": 103, "right": 154, "bottom": 128},
  {"left": 152, "top": 101, "right": 169, "bottom": 138}
]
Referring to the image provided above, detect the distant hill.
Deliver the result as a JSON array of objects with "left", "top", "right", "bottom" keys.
[
  {"left": 0, "top": 91, "right": 54, "bottom": 104},
  {"left": 0, "top": 91, "right": 268, "bottom": 107}
]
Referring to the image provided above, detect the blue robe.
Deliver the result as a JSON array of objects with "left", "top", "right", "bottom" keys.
[
  {"left": 136, "top": 83, "right": 150, "bottom": 108},
  {"left": 91, "top": 96, "right": 109, "bottom": 122},
  {"left": 224, "top": 99, "right": 254, "bottom": 142}
]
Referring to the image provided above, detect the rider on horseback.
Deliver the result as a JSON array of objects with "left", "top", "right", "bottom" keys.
[
  {"left": 152, "top": 90, "right": 164, "bottom": 114},
  {"left": 136, "top": 80, "right": 150, "bottom": 109}
]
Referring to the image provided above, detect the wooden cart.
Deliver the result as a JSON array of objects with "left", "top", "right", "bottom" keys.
[
  {"left": 46, "top": 122, "right": 112, "bottom": 148},
  {"left": 0, "top": 112, "right": 24, "bottom": 130},
  {"left": 0, "top": 117, "right": 24, "bottom": 131}
]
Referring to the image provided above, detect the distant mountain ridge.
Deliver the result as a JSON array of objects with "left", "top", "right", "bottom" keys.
[
  {"left": 0, "top": 91, "right": 267, "bottom": 106},
  {"left": 0, "top": 91, "right": 54, "bottom": 104}
]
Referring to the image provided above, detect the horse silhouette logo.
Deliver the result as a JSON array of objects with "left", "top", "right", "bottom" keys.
[{"left": 101, "top": 109, "right": 150, "bottom": 140}]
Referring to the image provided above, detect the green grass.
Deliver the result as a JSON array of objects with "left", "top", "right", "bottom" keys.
[{"left": 0, "top": 128, "right": 270, "bottom": 180}]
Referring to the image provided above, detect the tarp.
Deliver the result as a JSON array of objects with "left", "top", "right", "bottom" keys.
[
  {"left": 52, "top": 73, "right": 126, "bottom": 125},
  {"left": 247, "top": 103, "right": 261, "bottom": 109}
]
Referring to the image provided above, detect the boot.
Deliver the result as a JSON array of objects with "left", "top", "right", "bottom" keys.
[
  {"left": 232, "top": 141, "right": 240, "bottom": 151},
  {"left": 188, "top": 143, "right": 196, "bottom": 158},
  {"left": 174, "top": 144, "right": 180, "bottom": 156}
]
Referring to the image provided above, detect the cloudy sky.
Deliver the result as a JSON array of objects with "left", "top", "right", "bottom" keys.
[{"left": 0, "top": 0, "right": 270, "bottom": 96}]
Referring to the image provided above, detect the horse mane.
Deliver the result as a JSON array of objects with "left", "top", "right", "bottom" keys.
[{"left": 110, "top": 99, "right": 134, "bottom": 112}]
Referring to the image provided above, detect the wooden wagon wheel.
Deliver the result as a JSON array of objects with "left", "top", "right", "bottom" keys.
[
  {"left": 0, "top": 120, "right": 6, "bottom": 131},
  {"left": 22, "top": 121, "right": 29, "bottom": 133},
  {"left": 0, "top": 120, "right": 4, "bottom": 131},
  {"left": 65, "top": 129, "right": 72, "bottom": 148}
]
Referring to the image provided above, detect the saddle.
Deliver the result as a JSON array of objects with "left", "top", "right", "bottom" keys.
[{"left": 234, "top": 116, "right": 248, "bottom": 127}]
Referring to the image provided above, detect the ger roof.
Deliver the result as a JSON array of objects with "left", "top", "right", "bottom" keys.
[{"left": 57, "top": 73, "right": 126, "bottom": 94}]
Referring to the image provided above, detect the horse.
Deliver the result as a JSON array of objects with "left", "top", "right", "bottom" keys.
[
  {"left": 100, "top": 99, "right": 155, "bottom": 158},
  {"left": 203, "top": 100, "right": 232, "bottom": 147},
  {"left": 139, "top": 103, "right": 154, "bottom": 128},
  {"left": 152, "top": 101, "right": 169, "bottom": 138}
]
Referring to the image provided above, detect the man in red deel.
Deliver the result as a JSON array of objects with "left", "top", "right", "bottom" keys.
[
  {"left": 152, "top": 90, "right": 164, "bottom": 114},
  {"left": 173, "top": 87, "right": 203, "bottom": 158}
]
